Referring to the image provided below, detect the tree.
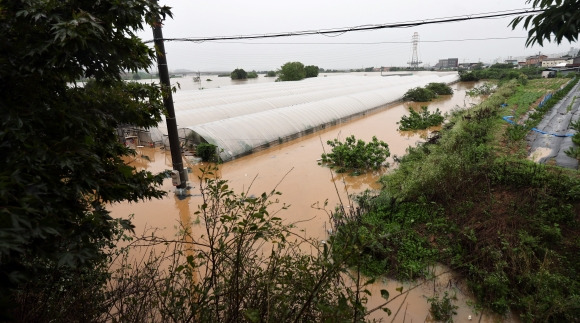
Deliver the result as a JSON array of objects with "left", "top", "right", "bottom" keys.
[
  {"left": 230, "top": 68, "right": 248, "bottom": 79},
  {"left": 266, "top": 70, "right": 277, "bottom": 77},
  {"left": 247, "top": 71, "right": 258, "bottom": 78},
  {"left": 305, "top": 65, "right": 320, "bottom": 78},
  {"left": 278, "top": 61, "right": 306, "bottom": 81},
  {"left": 510, "top": 0, "right": 580, "bottom": 46},
  {"left": 0, "top": 0, "right": 171, "bottom": 318}
]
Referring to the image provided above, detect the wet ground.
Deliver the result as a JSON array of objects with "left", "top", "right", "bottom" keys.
[{"left": 109, "top": 82, "right": 518, "bottom": 322}]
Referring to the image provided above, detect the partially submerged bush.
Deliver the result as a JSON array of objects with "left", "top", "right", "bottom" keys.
[
  {"left": 398, "top": 106, "right": 445, "bottom": 131},
  {"left": 403, "top": 87, "right": 437, "bottom": 102},
  {"left": 321, "top": 135, "right": 390, "bottom": 174},
  {"left": 196, "top": 142, "right": 218, "bottom": 162},
  {"left": 425, "top": 82, "right": 453, "bottom": 95}
]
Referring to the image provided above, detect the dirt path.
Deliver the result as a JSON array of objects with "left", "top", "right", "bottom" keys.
[{"left": 527, "top": 79, "right": 580, "bottom": 169}]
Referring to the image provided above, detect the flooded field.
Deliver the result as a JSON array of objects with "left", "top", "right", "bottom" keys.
[{"left": 109, "top": 81, "right": 516, "bottom": 322}]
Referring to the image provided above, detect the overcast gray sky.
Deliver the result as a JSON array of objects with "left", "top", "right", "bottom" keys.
[{"left": 138, "top": 1, "right": 578, "bottom": 72}]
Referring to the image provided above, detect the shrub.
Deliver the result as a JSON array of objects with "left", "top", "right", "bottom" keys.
[
  {"left": 466, "top": 83, "right": 496, "bottom": 96},
  {"left": 321, "top": 135, "right": 390, "bottom": 174},
  {"left": 398, "top": 106, "right": 445, "bottom": 131},
  {"left": 196, "top": 143, "right": 218, "bottom": 162},
  {"left": 459, "top": 72, "right": 480, "bottom": 82},
  {"left": 403, "top": 87, "right": 437, "bottom": 102},
  {"left": 427, "top": 291, "right": 458, "bottom": 322},
  {"left": 425, "top": 82, "right": 453, "bottom": 95}
]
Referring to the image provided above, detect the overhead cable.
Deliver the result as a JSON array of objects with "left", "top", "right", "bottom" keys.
[{"left": 143, "top": 8, "right": 543, "bottom": 44}]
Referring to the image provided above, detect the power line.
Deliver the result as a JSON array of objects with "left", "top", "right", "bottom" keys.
[
  {"left": 199, "top": 36, "right": 527, "bottom": 45},
  {"left": 144, "top": 8, "right": 542, "bottom": 44}
]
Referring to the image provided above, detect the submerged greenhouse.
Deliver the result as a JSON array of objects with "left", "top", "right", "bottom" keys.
[{"left": 152, "top": 72, "right": 459, "bottom": 161}]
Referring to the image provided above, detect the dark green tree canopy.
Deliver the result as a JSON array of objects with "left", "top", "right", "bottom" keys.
[
  {"left": 277, "top": 61, "right": 306, "bottom": 81},
  {"left": 230, "top": 68, "right": 248, "bottom": 80},
  {"left": 305, "top": 65, "right": 320, "bottom": 78},
  {"left": 0, "top": 0, "right": 172, "bottom": 310},
  {"left": 510, "top": 0, "right": 580, "bottom": 46}
]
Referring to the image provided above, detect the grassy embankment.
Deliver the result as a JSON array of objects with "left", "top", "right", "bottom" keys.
[{"left": 338, "top": 77, "right": 580, "bottom": 322}]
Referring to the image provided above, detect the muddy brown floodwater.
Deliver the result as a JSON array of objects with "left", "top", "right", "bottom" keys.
[{"left": 109, "top": 81, "right": 518, "bottom": 322}]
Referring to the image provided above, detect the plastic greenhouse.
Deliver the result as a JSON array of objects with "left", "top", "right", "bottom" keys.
[{"left": 152, "top": 73, "right": 459, "bottom": 161}]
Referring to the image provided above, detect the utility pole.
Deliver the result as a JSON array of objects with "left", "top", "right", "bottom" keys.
[{"left": 152, "top": 20, "right": 188, "bottom": 190}]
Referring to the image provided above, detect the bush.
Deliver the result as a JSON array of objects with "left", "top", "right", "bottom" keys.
[
  {"left": 459, "top": 72, "right": 480, "bottom": 82},
  {"left": 427, "top": 291, "right": 458, "bottom": 322},
  {"left": 247, "top": 71, "right": 258, "bottom": 78},
  {"left": 398, "top": 106, "right": 445, "bottom": 131},
  {"left": 403, "top": 87, "right": 437, "bottom": 102},
  {"left": 320, "top": 135, "right": 390, "bottom": 174},
  {"left": 196, "top": 143, "right": 218, "bottom": 162},
  {"left": 425, "top": 82, "right": 453, "bottom": 95},
  {"left": 230, "top": 68, "right": 247, "bottom": 80}
]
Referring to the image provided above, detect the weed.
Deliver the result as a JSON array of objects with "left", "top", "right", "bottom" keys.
[{"left": 427, "top": 291, "right": 458, "bottom": 322}]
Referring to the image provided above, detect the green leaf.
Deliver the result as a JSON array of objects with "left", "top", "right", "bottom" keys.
[{"left": 380, "top": 289, "right": 389, "bottom": 300}]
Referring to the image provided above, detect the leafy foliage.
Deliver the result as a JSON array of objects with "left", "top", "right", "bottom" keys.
[
  {"left": 305, "top": 65, "right": 320, "bottom": 78},
  {"left": 247, "top": 71, "right": 258, "bottom": 78},
  {"left": 277, "top": 61, "right": 306, "bottom": 81},
  {"left": 0, "top": 0, "right": 171, "bottom": 318},
  {"left": 196, "top": 142, "right": 218, "bottom": 162},
  {"left": 465, "top": 83, "right": 496, "bottom": 96},
  {"left": 459, "top": 71, "right": 480, "bottom": 82},
  {"left": 403, "top": 87, "right": 437, "bottom": 102},
  {"left": 398, "top": 106, "right": 445, "bottom": 131},
  {"left": 266, "top": 70, "right": 277, "bottom": 77},
  {"left": 104, "top": 167, "right": 384, "bottom": 322},
  {"left": 230, "top": 68, "right": 248, "bottom": 79},
  {"left": 321, "top": 135, "right": 390, "bottom": 174},
  {"left": 344, "top": 79, "right": 580, "bottom": 321},
  {"left": 428, "top": 292, "right": 458, "bottom": 322},
  {"left": 425, "top": 82, "right": 453, "bottom": 95},
  {"left": 462, "top": 66, "right": 542, "bottom": 81},
  {"left": 510, "top": 0, "right": 580, "bottom": 46}
]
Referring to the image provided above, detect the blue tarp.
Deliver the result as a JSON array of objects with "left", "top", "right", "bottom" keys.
[{"left": 502, "top": 116, "right": 573, "bottom": 137}]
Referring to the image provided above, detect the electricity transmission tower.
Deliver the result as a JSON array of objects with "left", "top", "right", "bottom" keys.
[{"left": 408, "top": 32, "right": 422, "bottom": 69}]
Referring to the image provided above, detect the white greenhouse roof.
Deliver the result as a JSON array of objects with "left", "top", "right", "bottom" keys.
[{"left": 154, "top": 72, "right": 459, "bottom": 161}]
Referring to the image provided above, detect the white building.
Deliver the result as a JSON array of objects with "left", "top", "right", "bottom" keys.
[{"left": 541, "top": 58, "right": 573, "bottom": 67}]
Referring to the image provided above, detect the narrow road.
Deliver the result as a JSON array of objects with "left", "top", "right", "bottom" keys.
[{"left": 527, "top": 79, "right": 580, "bottom": 169}]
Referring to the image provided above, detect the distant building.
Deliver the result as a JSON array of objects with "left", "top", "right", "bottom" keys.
[
  {"left": 505, "top": 59, "right": 518, "bottom": 65},
  {"left": 435, "top": 58, "right": 458, "bottom": 69},
  {"left": 526, "top": 55, "right": 548, "bottom": 66},
  {"left": 541, "top": 58, "right": 572, "bottom": 67}
]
